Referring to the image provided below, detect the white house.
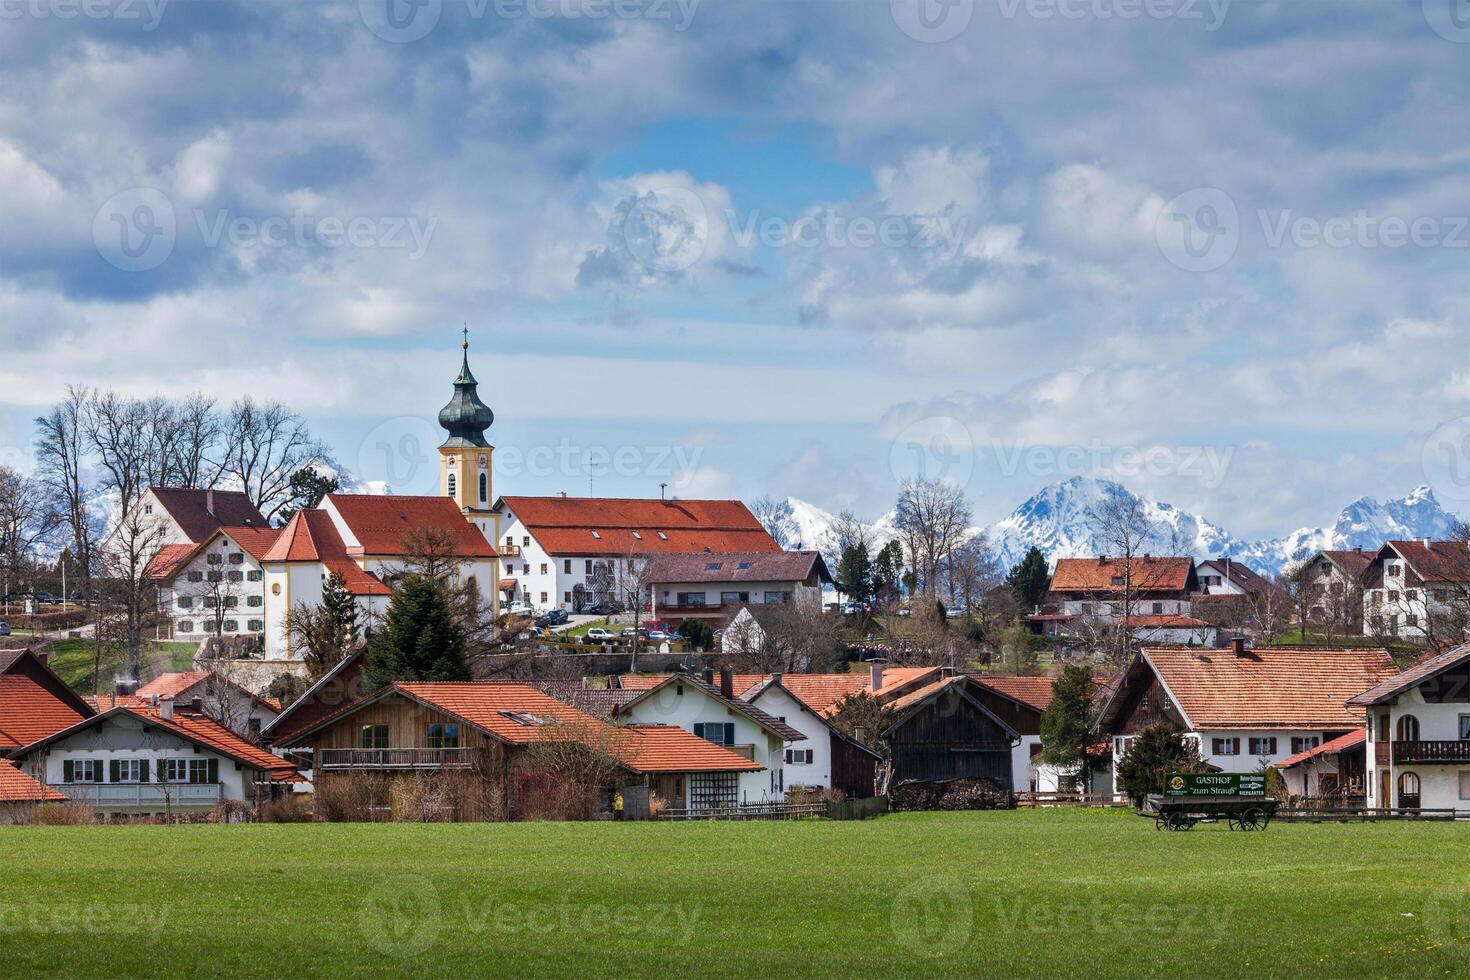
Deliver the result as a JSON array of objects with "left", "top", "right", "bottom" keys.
[
  {"left": 1031, "top": 556, "right": 1202, "bottom": 640},
  {"left": 491, "top": 495, "right": 782, "bottom": 614},
  {"left": 6, "top": 697, "right": 300, "bottom": 817},
  {"left": 615, "top": 669, "right": 804, "bottom": 804},
  {"left": 147, "top": 526, "right": 280, "bottom": 644},
  {"left": 1360, "top": 540, "right": 1470, "bottom": 639},
  {"left": 87, "top": 671, "right": 281, "bottom": 741},
  {"left": 1299, "top": 549, "right": 1372, "bottom": 629},
  {"left": 1277, "top": 730, "right": 1366, "bottom": 800},
  {"left": 124, "top": 487, "right": 269, "bottom": 551},
  {"left": 645, "top": 550, "right": 830, "bottom": 628},
  {"left": 1096, "top": 641, "right": 1398, "bottom": 787},
  {"left": 740, "top": 674, "right": 883, "bottom": 799},
  {"left": 1348, "top": 642, "right": 1470, "bottom": 811},
  {"left": 259, "top": 494, "right": 497, "bottom": 660}
]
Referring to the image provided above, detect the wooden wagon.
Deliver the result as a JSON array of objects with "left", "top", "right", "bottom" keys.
[{"left": 1142, "top": 793, "right": 1279, "bottom": 831}]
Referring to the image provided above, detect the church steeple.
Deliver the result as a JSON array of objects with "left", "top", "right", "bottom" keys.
[{"left": 438, "top": 327, "right": 494, "bottom": 448}]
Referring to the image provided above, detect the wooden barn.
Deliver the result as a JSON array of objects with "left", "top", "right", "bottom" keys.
[{"left": 883, "top": 676, "right": 1019, "bottom": 796}]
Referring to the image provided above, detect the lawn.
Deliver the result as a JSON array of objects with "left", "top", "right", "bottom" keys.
[
  {"left": 1, "top": 809, "right": 1467, "bottom": 977},
  {"left": 26, "top": 638, "right": 197, "bottom": 693}
]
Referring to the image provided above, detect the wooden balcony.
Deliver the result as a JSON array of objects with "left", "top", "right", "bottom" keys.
[
  {"left": 59, "top": 783, "right": 222, "bottom": 808},
  {"left": 1392, "top": 740, "right": 1470, "bottom": 765},
  {"left": 318, "top": 747, "right": 476, "bottom": 770}
]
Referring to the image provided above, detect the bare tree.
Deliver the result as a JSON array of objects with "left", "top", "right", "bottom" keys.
[
  {"left": 34, "top": 386, "right": 95, "bottom": 583},
  {"left": 97, "top": 506, "right": 171, "bottom": 681},
  {"left": 893, "top": 478, "right": 972, "bottom": 596},
  {"left": 944, "top": 532, "right": 999, "bottom": 612},
  {"left": 819, "top": 509, "right": 872, "bottom": 576},
  {"left": 749, "top": 495, "right": 800, "bottom": 549},
  {"left": 167, "top": 393, "right": 224, "bottom": 489},
  {"left": 176, "top": 559, "right": 251, "bottom": 643},
  {"left": 0, "top": 466, "right": 56, "bottom": 581},
  {"left": 219, "top": 399, "right": 324, "bottom": 523}
]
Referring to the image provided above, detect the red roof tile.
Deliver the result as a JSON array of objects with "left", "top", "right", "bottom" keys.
[
  {"left": 1320, "top": 549, "right": 1373, "bottom": 578},
  {"left": 1141, "top": 646, "right": 1397, "bottom": 730},
  {"left": 1050, "top": 556, "right": 1195, "bottom": 593},
  {"left": 136, "top": 671, "right": 211, "bottom": 699},
  {"left": 0, "top": 760, "right": 65, "bottom": 802},
  {"left": 325, "top": 494, "right": 494, "bottom": 558},
  {"left": 497, "top": 496, "right": 780, "bottom": 556},
  {"left": 0, "top": 673, "right": 93, "bottom": 750},
  {"left": 261, "top": 511, "right": 390, "bottom": 596},
  {"left": 975, "top": 675, "right": 1058, "bottom": 712},
  {"left": 622, "top": 725, "right": 763, "bottom": 773},
  {"left": 1278, "top": 729, "right": 1365, "bottom": 769},
  {"left": 645, "top": 551, "right": 829, "bottom": 585},
  {"left": 149, "top": 488, "right": 267, "bottom": 543},
  {"left": 1129, "top": 615, "right": 1213, "bottom": 628},
  {"left": 1347, "top": 642, "right": 1470, "bottom": 707},
  {"left": 144, "top": 543, "right": 199, "bottom": 581},
  {"left": 1384, "top": 540, "right": 1470, "bottom": 583}
]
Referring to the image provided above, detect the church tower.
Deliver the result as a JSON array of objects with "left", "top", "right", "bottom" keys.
[{"left": 438, "top": 329, "right": 497, "bottom": 539}]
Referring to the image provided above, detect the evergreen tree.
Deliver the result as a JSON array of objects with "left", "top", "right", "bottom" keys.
[
  {"left": 872, "top": 540, "right": 904, "bottom": 606},
  {"left": 835, "top": 542, "right": 874, "bottom": 605},
  {"left": 1039, "top": 664, "right": 1099, "bottom": 791},
  {"left": 276, "top": 467, "right": 341, "bottom": 524},
  {"left": 678, "top": 618, "right": 714, "bottom": 651},
  {"left": 1005, "top": 546, "right": 1051, "bottom": 610},
  {"left": 321, "top": 570, "right": 358, "bottom": 652},
  {"left": 365, "top": 574, "right": 469, "bottom": 688},
  {"left": 1115, "top": 722, "right": 1204, "bottom": 806}
]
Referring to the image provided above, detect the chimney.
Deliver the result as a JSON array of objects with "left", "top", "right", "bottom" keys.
[
  {"left": 1098, "top": 555, "right": 1107, "bottom": 564},
  {"left": 719, "top": 668, "right": 734, "bottom": 700},
  {"left": 558, "top": 490, "right": 567, "bottom": 498},
  {"left": 160, "top": 695, "right": 174, "bottom": 721},
  {"left": 702, "top": 668, "right": 715, "bottom": 686},
  {"left": 854, "top": 727, "right": 865, "bottom": 743},
  {"left": 1423, "top": 537, "right": 1432, "bottom": 549},
  {"left": 115, "top": 678, "right": 138, "bottom": 697},
  {"left": 191, "top": 696, "right": 203, "bottom": 714},
  {"left": 870, "top": 662, "right": 884, "bottom": 691},
  {"left": 206, "top": 489, "right": 215, "bottom": 517},
  {"left": 771, "top": 672, "right": 782, "bottom": 687},
  {"left": 34, "top": 652, "right": 47, "bottom": 668},
  {"left": 1231, "top": 636, "right": 1247, "bottom": 658}
]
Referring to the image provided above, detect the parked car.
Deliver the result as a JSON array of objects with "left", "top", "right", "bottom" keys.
[
  {"left": 583, "top": 627, "right": 617, "bottom": 644},
  {"left": 0, "top": 621, "right": 9, "bottom": 636},
  {"left": 505, "top": 600, "right": 534, "bottom": 617},
  {"left": 620, "top": 627, "right": 647, "bottom": 638},
  {"left": 534, "top": 609, "right": 569, "bottom": 628},
  {"left": 586, "top": 601, "right": 625, "bottom": 616},
  {"left": 945, "top": 605, "right": 968, "bottom": 619},
  {"left": 33, "top": 591, "right": 61, "bottom": 605},
  {"left": 646, "top": 629, "right": 673, "bottom": 642}
]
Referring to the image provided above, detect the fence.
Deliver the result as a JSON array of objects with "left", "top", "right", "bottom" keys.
[
  {"left": 659, "top": 802, "right": 829, "bottom": 821},
  {"left": 827, "top": 796, "right": 888, "bottom": 820},
  {"left": 1276, "top": 806, "right": 1468, "bottom": 822},
  {"left": 1015, "top": 791, "right": 1130, "bottom": 808}
]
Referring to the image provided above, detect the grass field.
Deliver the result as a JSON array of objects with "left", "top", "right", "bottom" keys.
[
  {"left": 17, "top": 638, "right": 197, "bottom": 693},
  {"left": 1, "top": 810, "right": 1468, "bottom": 977}
]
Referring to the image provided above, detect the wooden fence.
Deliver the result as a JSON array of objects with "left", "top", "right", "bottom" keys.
[
  {"left": 657, "top": 797, "right": 890, "bottom": 821},
  {"left": 1015, "top": 791, "right": 1131, "bottom": 808},
  {"left": 1276, "top": 806, "right": 1468, "bottom": 822},
  {"left": 827, "top": 796, "right": 889, "bottom": 820}
]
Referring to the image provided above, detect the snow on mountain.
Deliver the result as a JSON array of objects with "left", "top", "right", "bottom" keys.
[{"left": 783, "top": 479, "right": 1464, "bottom": 578}]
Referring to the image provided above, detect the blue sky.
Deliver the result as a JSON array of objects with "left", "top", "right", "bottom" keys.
[{"left": 2, "top": 0, "right": 1470, "bottom": 537}]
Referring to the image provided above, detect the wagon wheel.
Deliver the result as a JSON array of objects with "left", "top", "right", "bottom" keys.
[
  {"left": 1154, "top": 813, "right": 1168, "bottom": 830},
  {"left": 1227, "top": 814, "right": 1240, "bottom": 831},
  {"left": 1166, "top": 812, "right": 1193, "bottom": 831},
  {"left": 1237, "top": 808, "right": 1264, "bottom": 831}
]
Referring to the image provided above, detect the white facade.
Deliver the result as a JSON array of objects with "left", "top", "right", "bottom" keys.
[
  {"left": 745, "top": 685, "right": 833, "bottom": 791},
  {"left": 493, "top": 506, "right": 653, "bottom": 614},
  {"left": 1131, "top": 622, "right": 1218, "bottom": 646},
  {"left": 1060, "top": 597, "right": 1193, "bottom": 620},
  {"left": 619, "top": 681, "right": 788, "bottom": 803},
  {"left": 261, "top": 562, "right": 389, "bottom": 661},
  {"left": 1364, "top": 552, "right": 1434, "bottom": 638},
  {"left": 1110, "top": 728, "right": 1346, "bottom": 788},
  {"left": 157, "top": 531, "right": 268, "bottom": 642},
  {"left": 1363, "top": 686, "right": 1470, "bottom": 811}
]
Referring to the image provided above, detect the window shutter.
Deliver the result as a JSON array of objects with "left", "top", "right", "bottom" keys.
[
  {"left": 725, "top": 723, "right": 735, "bottom": 746},
  {"left": 140, "top": 760, "right": 150, "bottom": 783},
  {"left": 1232, "top": 738, "right": 1240, "bottom": 754},
  {"left": 63, "top": 760, "right": 74, "bottom": 783},
  {"left": 784, "top": 749, "right": 792, "bottom": 763},
  {"left": 208, "top": 759, "right": 218, "bottom": 784},
  {"left": 110, "top": 760, "right": 120, "bottom": 783},
  {"left": 693, "top": 723, "right": 704, "bottom": 739}
]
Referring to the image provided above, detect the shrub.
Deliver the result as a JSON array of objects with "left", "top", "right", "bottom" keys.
[
  {"left": 1115, "top": 722, "right": 1205, "bottom": 807},
  {"left": 5, "top": 611, "right": 89, "bottom": 630},
  {"left": 257, "top": 794, "right": 313, "bottom": 823},
  {"left": 314, "top": 773, "right": 389, "bottom": 822},
  {"left": 648, "top": 793, "right": 668, "bottom": 819},
  {"left": 784, "top": 785, "right": 845, "bottom": 806},
  {"left": 32, "top": 802, "right": 99, "bottom": 826}
]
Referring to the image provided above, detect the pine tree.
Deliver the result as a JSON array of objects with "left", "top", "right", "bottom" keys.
[
  {"left": 1115, "top": 722, "right": 1204, "bottom": 806},
  {"left": 872, "top": 540, "right": 904, "bottom": 606},
  {"left": 835, "top": 542, "right": 874, "bottom": 605},
  {"left": 321, "top": 570, "right": 358, "bottom": 652},
  {"left": 1005, "top": 546, "right": 1051, "bottom": 610},
  {"left": 365, "top": 574, "right": 469, "bottom": 689},
  {"left": 1039, "top": 664, "right": 1099, "bottom": 791}
]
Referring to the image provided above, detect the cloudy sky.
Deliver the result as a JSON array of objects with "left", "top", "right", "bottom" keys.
[{"left": 2, "top": 0, "right": 1470, "bottom": 536}]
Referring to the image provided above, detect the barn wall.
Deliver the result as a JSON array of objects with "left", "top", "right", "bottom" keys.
[{"left": 889, "top": 692, "right": 1014, "bottom": 786}]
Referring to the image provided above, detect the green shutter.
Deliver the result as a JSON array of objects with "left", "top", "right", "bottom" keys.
[
  {"left": 139, "top": 760, "right": 150, "bottom": 783},
  {"left": 693, "top": 723, "right": 704, "bottom": 740},
  {"left": 63, "top": 760, "right": 74, "bottom": 783},
  {"left": 110, "top": 760, "right": 119, "bottom": 783},
  {"left": 725, "top": 723, "right": 735, "bottom": 746},
  {"left": 207, "top": 759, "right": 218, "bottom": 784}
]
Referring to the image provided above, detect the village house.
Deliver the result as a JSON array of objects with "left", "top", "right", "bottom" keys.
[
  {"left": 1347, "top": 642, "right": 1470, "bottom": 812},
  {"left": 275, "top": 681, "right": 764, "bottom": 817},
  {"left": 1298, "top": 548, "right": 1373, "bottom": 629},
  {"left": 490, "top": 495, "right": 781, "bottom": 614},
  {"left": 1359, "top": 540, "right": 1470, "bottom": 640},
  {"left": 0, "top": 650, "right": 94, "bottom": 757},
  {"left": 883, "top": 675, "right": 1019, "bottom": 796},
  {"left": 87, "top": 671, "right": 281, "bottom": 740},
  {"left": 645, "top": 550, "right": 830, "bottom": 628},
  {"left": 1095, "top": 641, "right": 1397, "bottom": 788},
  {"left": 6, "top": 695, "right": 299, "bottom": 817},
  {"left": 614, "top": 669, "right": 803, "bottom": 804},
  {"left": 1031, "top": 556, "right": 1214, "bottom": 645},
  {"left": 1277, "top": 730, "right": 1367, "bottom": 801},
  {"left": 126, "top": 487, "right": 269, "bottom": 551},
  {"left": 147, "top": 525, "right": 281, "bottom": 645}
]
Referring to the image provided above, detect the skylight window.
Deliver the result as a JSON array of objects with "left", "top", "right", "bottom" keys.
[
  {"left": 590, "top": 530, "right": 601, "bottom": 539},
  {"left": 737, "top": 562, "right": 751, "bottom": 570},
  {"left": 499, "top": 710, "right": 547, "bottom": 726},
  {"left": 656, "top": 531, "right": 668, "bottom": 541},
  {"left": 632, "top": 531, "right": 642, "bottom": 540},
  {"left": 706, "top": 562, "right": 722, "bottom": 570}
]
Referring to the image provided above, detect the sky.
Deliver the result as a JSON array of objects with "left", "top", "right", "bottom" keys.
[{"left": 2, "top": 0, "right": 1470, "bottom": 538}]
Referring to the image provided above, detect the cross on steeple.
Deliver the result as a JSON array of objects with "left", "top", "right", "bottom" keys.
[{"left": 462, "top": 323, "right": 469, "bottom": 350}]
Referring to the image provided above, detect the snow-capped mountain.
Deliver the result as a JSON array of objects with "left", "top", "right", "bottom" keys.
[{"left": 780, "top": 478, "right": 1465, "bottom": 577}]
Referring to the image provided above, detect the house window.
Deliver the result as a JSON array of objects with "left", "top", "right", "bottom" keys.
[
  {"left": 447, "top": 473, "right": 457, "bottom": 498},
  {"left": 188, "top": 571, "right": 203, "bottom": 583},
  {"left": 656, "top": 531, "right": 667, "bottom": 541},
  {"left": 540, "top": 592, "right": 548, "bottom": 604},
  {"left": 693, "top": 722, "right": 736, "bottom": 746},
  {"left": 427, "top": 723, "right": 460, "bottom": 749},
  {"left": 204, "top": 597, "right": 219, "bottom": 608},
  {"left": 585, "top": 560, "right": 593, "bottom": 574},
  {"left": 785, "top": 749, "right": 813, "bottom": 765},
  {"left": 564, "top": 560, "right": 572, "bottom": 574},
  {"left": 208, "top": 570, "right": 222, "bottom": 583},
  {"left": 247, "top": 570, "right": 262, "bottom": 582},
  {"left": 764, "top": 591, "right": 788, "bottom": 603},
  {"left": 187, "top": 759, "right": 215, "bottom": 784},
  {"left": 224, "top": 620, "right": 238, "bottom": 632},
  {"left": 1459, "top": 715, "right": 1470, "bottom": 740},
  {"left": 113, "top": 760, "right": 142, "bottom": 783},
  {"left": 1152, "top": 602, "right": 1163, "bottom": 614},
  {"left": 563, "top": 592, "right": 571, "bottom": 603},
  {"left": 63, "top": 759, "right": 101, "bottom": 783},
  {"left": 1388, "top": 564, "right": 1401, "bottom": 577},
  {"left": 178, "top": 621, "right": 194, "bottom": 633},
  {"left": 540, "top": 564, "right": 548, "bottom": 575},
  {"left": 1290, "top": 736, "right": 1320, "bottom": 754},
  {"left": 207, "top": 553, "right": 222, "bottom": 565},
  {"left": 224, "top": 596, "right": 239, "bottom": 608},
  {"left": 177, "top": 596, "right": 193, "bottom": 609},
  {"left": 1212, "top": 737, "right": 1240, "bottom": 756},
  {"left": 359, "top": 724, "right": 390, "bottom": 749},
  {"left": 1396, "top": 715, "right": 1421, "bottom": 741},
  {"left": 248, "top": 595, "right": 263, "bottom": 607},
  {"left": 161, "top": 759, "right": 190, "bottom": 783},
  {"left": 479, "top": 472, "right": 487, "bottom": 502},
  {"left": 1461, "top": 771, "right": 1470, "bottom": 801},
  {"left": 227, "top": 570, "right": 242, "bottom": 582},
  {"left": 688, "top": 772, "right": 737, "bottom": 810},
  {"left": 677, "top": 593, "right": 706, "bottom": 607},
  {"left": 720, "top": 591, "right": 749, "bottom": 605},
  {"left": 229, "top": 552, "right": 244, "bottom": 564},
  {"left": 248, "top": 619, "right": 264, "bottom": 631},
  {"left": 1249, "top": 737, "right": 1277, "bottom": 756}
]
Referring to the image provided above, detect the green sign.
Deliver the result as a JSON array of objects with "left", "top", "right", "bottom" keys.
[{"left": 1163, "top": 773, "right": 1266, "bottom": 798}]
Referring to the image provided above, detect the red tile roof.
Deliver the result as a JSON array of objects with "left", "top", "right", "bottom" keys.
[
  {"left": 262, "top": 510, "right": 391, "bottom": 596},
  {"left": 144, "top": 525, "right": 284, "bottom": 581},
  {"left": 974, "top": 675, "right": 1058, "bottom": 713},
  {"left": 1347, "top": 642, "right": 1470, "bottom": 707},
  {"left": 1140, "top": 646, "right": 1397, "bottom": 730},
  {"left": 1320, "top": 549, "right": 1373, "bottom": 578},
  {"left": 617, "top": 674, "right": 805, "bottom": 741},
  {"left": 1383, "top": 540, "right": 1470, "bottom": 583},
  {"left": 1278, "top": 729, "right": 1365, "bottom": 769},
  {"left": 1050, "top": 556, "right": 1195, "bottom": 593},
  {"left": 0, "top": 760, "right": 65, "bottom": 802},
  {"left": 645, "top": 551, "right": 829, "bottom": 585},
  {"left": 1196, "top": 559, "right": 1279, "bottom": 596},
  {"left": 136, "top": 671, "right": 211, "bottom": 699},
  {"left": 325, "top": 494, "right": 494, "bottom": 558},
  {"left": 145, "top": 543, "right": 199, "bottom": 580},
  {"left": 1129, "top": 615, "right": 1214, "bottom": 628},
  {"left": 496, "top": 496, "right": 780, "bottom": 556},
  {"left": 621, "top": 667, "right": 941, "bottom": 717},
  {"left": 149, "top": 488, "right": 268, "bottom": 543},
  {"left": 0, "top": 673, "right": 93, "bottom": 751},
  {"left": 621, "top": 725, "right": 763, "bottom": 773}
]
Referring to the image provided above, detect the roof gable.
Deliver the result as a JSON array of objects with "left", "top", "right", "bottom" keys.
[
  {"left": 323, "top": 494, "right": 494, "bottom": 557},
  {"left": 1050, "top": 556, "right": 1195, "bottom": 593},
  {"left": 149, "top": 488, "right": 267, "bottom": 543},
  {"left": 1347, "top": 642, "right": 1470, "bottom": 707},
  {"left": 645, "top": 551, "right": 828, "bottom": 585},
  {"left": 617, "top": 673, "right": 806, "bottom": 741},
  {"left": 495, "top": 496, "right": 780, "bottom": 556}
]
